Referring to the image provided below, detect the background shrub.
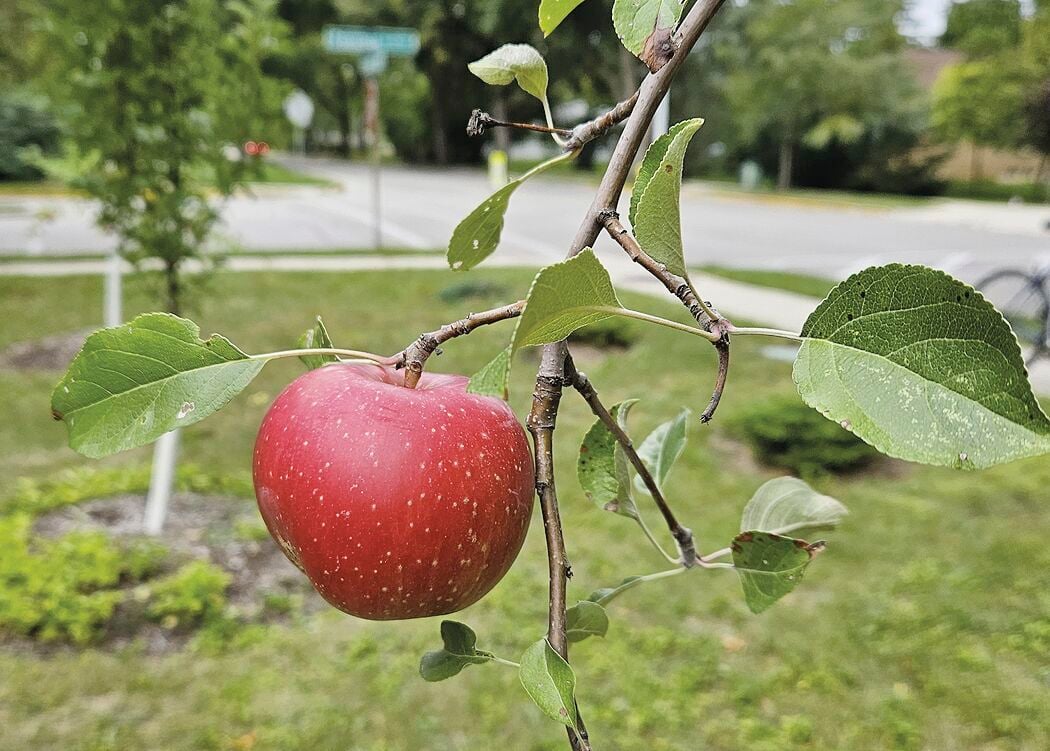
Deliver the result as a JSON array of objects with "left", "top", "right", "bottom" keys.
[
  {"left": 147, "top": 561, "right": 231, "bottom": 629},
  {"left": 0, "top": 515, "right": 158, "bottom": 644},
  {"left": 726, "top": 394, "right": 880, "bottom": 476},
  {"left": 0, "top": 92, "right": 61, "bottom": 181}
]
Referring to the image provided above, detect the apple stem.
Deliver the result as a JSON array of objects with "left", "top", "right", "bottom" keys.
[
  {"left": 396, "top": 300, "right": 526, "bottom": 388},
  {"left": 256, "top": 348, "right": 399, "bottom": 366}
]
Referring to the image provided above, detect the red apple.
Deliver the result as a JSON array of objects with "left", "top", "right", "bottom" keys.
[{"left": 252, "top": 363, "right": 535, "bottom": 620}]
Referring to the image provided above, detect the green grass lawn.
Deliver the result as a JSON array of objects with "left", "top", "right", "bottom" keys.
[
  {"left": 1, "top": 269, "right": 1048, "bottom": 751},
  {"left": 697, "top": 266, "right": 838, "bottom": 300},
  {"left": 691, "top": 179, "right": 936, "bottom": 209}
]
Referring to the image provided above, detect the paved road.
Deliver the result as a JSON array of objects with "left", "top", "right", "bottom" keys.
[{"left": 3, "top": 156, "right": 1049, "bottom": 284}]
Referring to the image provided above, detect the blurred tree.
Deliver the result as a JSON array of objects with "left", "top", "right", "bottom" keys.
[
  {"left": 39, "top": 0, "right": 286, "bottom": 313},
  {"left": 273, "top": 0, "right": 633, "bottom": 164},
  {"left": 0, "top": 92, "right": 61, "bottom": 181},
  {"left": 1018, "top": 7, "right": 1050, "bottom": 182},
  {"left": 1023, "top": 79, "right": 1050, "bottom": 182},
  {"left": 721, "top": 0, "right": 920, "bottom": 189},
  {"left": 931, "top": 59, "right": 1027, "bottom": 179},
  {"left": 1, "top": 0, "right": 63, "bottom": 182},
  {"left": 941, "top": 0, "right": 1022, "bottom": 58}
]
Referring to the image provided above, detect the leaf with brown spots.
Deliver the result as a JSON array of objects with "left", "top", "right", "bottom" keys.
[
  {"left": 612, "top": 0, "right": 685, "bottom": 63},
  {"left": 640, "top": 25, "right": 675, "bottom": 71},
  {"left": 731, "top": 531, "right": 825, "bottom": 614},
  {"left": 519, "top": 638, "right": 579, "bottom": 730},
  {"left": 630, "top": 118, "right": 704, "bottom": 277}
]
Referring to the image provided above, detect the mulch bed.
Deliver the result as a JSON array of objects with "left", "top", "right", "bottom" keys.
[{"left": 0, "top": 329, "right": 91, "bottom": 371}]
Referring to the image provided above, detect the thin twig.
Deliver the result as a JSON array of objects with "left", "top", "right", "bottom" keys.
[
  {"left": 700, "top": 341, "right": 730, "bottom": 424},
  {"left": 565, "top": 356, "right": 697, "bottom": 567},
  {"left": 599, "top": 211, "right": 720, "bottom": 325},
  {"left": 396, "top": 300, "right": 525, "bottom": 388},
  {"left": 562, "top": 92, "right": 640, "bottom": 151},
  {"left": 600, "top": 211, "right": 733, "bottom": 423},
  {"left": 467, "top": 108, "right": 573, "bottom": 138}
]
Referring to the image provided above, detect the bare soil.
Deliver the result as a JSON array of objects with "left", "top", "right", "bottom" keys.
[{"left": 0, "top": 329, "right": 91, "bottom": 371}]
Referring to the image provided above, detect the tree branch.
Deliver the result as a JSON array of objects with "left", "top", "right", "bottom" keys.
[
  {"left": 395, "top": 300, "right": 524, "bottom": 388},
  {"left": 524, "top": 347, "right": 591, "bottom": 751},
  {"left": 600, "top": 211, "right": 733, "bottom": 423},
  {"left": 523, "top": 2, "right": 728, "bottom": 748},
  {"left": 564, "top": 356, "right": 696, "bottom": 567}
]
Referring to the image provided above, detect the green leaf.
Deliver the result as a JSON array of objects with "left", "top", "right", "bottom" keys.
[
  {"left": 512, "top": 248, "right": 623, "bottom": 350},
  {"left": 539, "top": 0, "right": 590, "bottom": 36},
  {"left": 419, "top": 621, "right": 494, "bottom": 682},
  {"left": 630, "top": 118, "right": 704, "bottom": 277},
  {"left": 794, "top": 264, "right": 1050, "bottom": 469},
  {"left": 51, "top": 314, "right": 264, "bottom": 459},
  {"left": 566, "top": 601, "right": 609, "bottom": 643},
  {"left": 297, "top": 316, "right": 337, "bottom": 370},
  {"left": 467, "top": 346, "right": 512, "bottom": 400},
  {"left": 612, "top": 0, "right": 685, "bottom": 59},
  {"left": 731, "top": 531, "right": 824, "bottom": 614},
  {"left": 468, "top": 44, "right": 549, "bottom": 102},
  {"left": 578, "top": 400, "right": 639, "bottom": 519},
  {"left": 586, "top": 575, "right": 643, "bottom": 606},
  {"left": 740, "top": 477, "right": 848, "bottom": 538},
  {"left": 629, "top": 119, "right": 696, "bottom": 226},
  {"left": 519, "top": 639, "right": 579, "bottom": 730},
  {"left": 447, "top": 179, "right": 522, "bottom": 271},
  {"left": 633, "top": 408, "right": 690, "bottom": 496}
]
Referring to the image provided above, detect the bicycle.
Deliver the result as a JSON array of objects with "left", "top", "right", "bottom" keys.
[{"left": 977, "top": 267, "right": 1050, "bottom": 366}]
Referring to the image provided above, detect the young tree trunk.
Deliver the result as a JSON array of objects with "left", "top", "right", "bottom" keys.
[
  {"left": 164, "top": 261, "right": 182, "bottom": 317},
  {"left": 777, "top": 138, "right": 794, "bottom": 190},
  {"left": 430, "top": 97, "right": 449, "bottom": 165},
  {"left": 970, "top": 142, "right": 983, "bottom": 182}
]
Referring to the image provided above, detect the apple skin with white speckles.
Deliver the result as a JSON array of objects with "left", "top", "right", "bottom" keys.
[{"left": 252, "top": 363, "right": 535, "bottom": 620}]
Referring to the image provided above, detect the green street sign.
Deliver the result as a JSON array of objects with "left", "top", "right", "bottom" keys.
[{"left": 322, "top": 25, "right": 421, "bottom": 57}]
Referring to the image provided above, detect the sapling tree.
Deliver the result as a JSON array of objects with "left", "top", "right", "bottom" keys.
[
  {"left": 48, "top": 1, "right": 1050, "bottom": 748},
  {"left": 41, "top": 0, "right": 286, "bottom": 532},
  {"left": 41, "top": 0, "right": 286, "bottom": 312}
]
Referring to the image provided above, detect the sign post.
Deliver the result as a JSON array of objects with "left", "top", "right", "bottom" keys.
[{"left": 323, "top": 25, "right": 420, "bottom": 252}]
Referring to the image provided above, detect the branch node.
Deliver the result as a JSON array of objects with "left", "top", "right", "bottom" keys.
[{"left": 673, "top": 526, "right": 698, "bottom": 568}]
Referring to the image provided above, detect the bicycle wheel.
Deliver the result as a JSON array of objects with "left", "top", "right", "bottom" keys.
[{"left": 977, "top": 270, "right": 1050, "bottom": 364}]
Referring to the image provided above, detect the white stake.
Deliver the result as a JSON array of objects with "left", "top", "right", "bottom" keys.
[
  {"left": 104, "top": 249, "right": 122, "bottom": 328},
  {"left": 652, "top": 90, "right": 671, "bottom": 139},
  {"left": 144, "top": 429, "right": 180, "bottom": 535}
]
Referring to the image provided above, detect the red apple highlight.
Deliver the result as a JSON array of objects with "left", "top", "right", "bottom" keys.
[{"left": 252, "top": 364, "right": 535, "bottom": 620}]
